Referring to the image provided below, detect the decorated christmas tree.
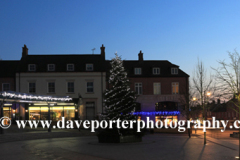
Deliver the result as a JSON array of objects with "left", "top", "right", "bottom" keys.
[{"left": 104, "top": 53, "right": 137, "bottom": 121}]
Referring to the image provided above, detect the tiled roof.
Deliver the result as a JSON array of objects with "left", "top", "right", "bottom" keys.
[{"left": 0, "top": 60, "right": 19, "bottom": 77}]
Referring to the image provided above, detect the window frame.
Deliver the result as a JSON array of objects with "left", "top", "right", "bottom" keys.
[
  {"left": 87, "top": 82, "right": 94, "bottom": 93},
  {"left": 134, "top": 68, "right": 142, "bottom": 75},
  {"left": 86, "top": 64, "right": 93, "bottom": 71},
  {"left": 135, "top": 83, "right": 142, "bottom": 95},
  {"left": 2, "top": 83, "right": 10, "bottom": 91},
  {"left": 172, "top": 82, "right": 179, "bottom": 94},
  {"left": 48, "top": 82, "right": 55, "bottom": 93},
  {"left": 153, "top": 68, "right": 160, "bottom": 75},
  {"left": 48, "top": 64, "right": 55, "bottom": 71},
  {"left": 171, "top": 68, "right": 178, "bottom": 74},
  {"left": 67, "top": 82, "right": 74, "bottom": 93},
  {"left": 67, "top": 64, "right": 74, "bottom": 71},
  {"left": 29, "top": 82, "right": 36, "bottom": 93},
  {"left": 153, "top": 82, "right": 161, "bottom": 95},
  {"left": 28, "top": 64, "right": 36, "bottom": 71}
]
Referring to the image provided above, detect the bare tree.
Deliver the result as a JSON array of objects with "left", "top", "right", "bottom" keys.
[
  {"left": 192, "top": 58, "right": 215, "bottom": 145},
  {"left": 212, "top": 49, "right": 240, "bottom": 157}
]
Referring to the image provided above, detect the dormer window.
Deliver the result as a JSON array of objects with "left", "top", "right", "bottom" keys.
[
  {"left": 28, "top": 64, "right": 36, "bottom": 71},
  {"left": 86, "top": 64, "right": 93, "bottom": 71},
  {"left": 153, "top": 68, "right": 160, "bottom": 75},
  {"left": 135, "top": 68, "right": 142, "bottom": 75},
  {"left": 171, "top": 68, "right": 178, "bottom": 74},
  {"left": 67, "top": 64, "right": 74, "bottom": 71},
  {"left": 48, "top": 64, "right": 55, "bottom": 71}
]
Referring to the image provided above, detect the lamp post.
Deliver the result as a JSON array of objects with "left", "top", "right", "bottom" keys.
[{"left": 203, "top": 91, "right": 211, "bottom": 145}]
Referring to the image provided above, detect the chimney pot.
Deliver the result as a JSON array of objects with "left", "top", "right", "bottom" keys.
[
  {"left": 22, "top": 44, "right": 28, "bottom": 57},
  {"left": 138, "top": 50, "right": 143, "bottom": 62},
  {"left": 100, "top": 44, "right": 105, "bottom": 58}
]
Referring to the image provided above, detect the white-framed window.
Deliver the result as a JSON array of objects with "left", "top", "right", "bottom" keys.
[
  {"left": 171, "top": 68, "right": 178, "bottom": 74},
  {"left": 29, "top": 82, "right": 36, "bottom": 93},
  {"left": 153, "top": 83, "right": 161, "bottom": 95},
  {"left": 135, "top": 83, "right": 142, "bottom": 95},
  {"left": 86, "top": 102, "right": 95, "bottom": 120},
  {"left": 153, "top": 68, "right": 160, "bottom": 75},
  {"left": 48, "top": 82, "right": 55, "bottom": 93},
  {"left": 86, "top": 64, "right": 93, "bottom": 71},
  {"left": 87, "top": 82, "right": 94, "bottom": 93},
  {"left": 67, "top": 64, "right": 74, "bottom": 71},
  {"left": 48, "top": 64, "right": 55, "bottom": 71},
  {"left": 172, "top": 82, "right": 179, "bottom": 94},
  {"left": 67, "top": 82, "right": 74, "bottom": 93},
  {"left": 2, "top": 83, "right": 10, "bottom": 91},
  {"left": 28, "top": 64, "right": 36, "bottom": 71},
  {"left": 134, "top": 68, "right": 142, "bottom": 75}
]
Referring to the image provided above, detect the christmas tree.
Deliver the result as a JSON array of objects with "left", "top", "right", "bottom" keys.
[{"left": 104, "top": 53, "right": 137, "bottom": 121}]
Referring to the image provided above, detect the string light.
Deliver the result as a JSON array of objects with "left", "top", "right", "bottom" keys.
[
  {"left": 0, "top": 91, "right": 72, "bottom": 102},
  {"left": 133, "top": 111, "right": 180, "bottom": 116}
]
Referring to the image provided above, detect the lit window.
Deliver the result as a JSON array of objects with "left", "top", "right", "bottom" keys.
[
  {"left": 171, "top": 68, "right": 178, "bottom": 74},
  {"left": 48, "top": 82, "right": 55, "bottom": 93},
  {"left": 2, "top": 83, "right": 10, "bottom": 91},
  {"left": 153, "top": 68, "right": 160, "bottom": 75},
  {"left": 86, "top": 64, "right": 93, "bottom": 71},
  {"left": 153, "top": 83, "right": 161, "bottom": 95},
  {"left": 135, "top": 83, "right": 142, "bottom": 95},
  {"left": 67, "top": 64, "right": 74, "bottom": 71},
  {"left": 134, "top": 68, "right": 142, "bottom": 75},
  {"left": 29, "top": 82, "right": 36, "bottom": 93},
  {"left": 28, "top": 64, "right": 36, "bottom": 71},
  {"left": 48, "top": 64, "right": 55, "bottom": 71},
  {"left": 87, "top": 82, "right": 94, "bottom": 93},
  {"left": 172, "top": 82, "right": 179, "bottom": 94},
  {"left": 67, "top": 82, "right": 74, "bottom": 93}
]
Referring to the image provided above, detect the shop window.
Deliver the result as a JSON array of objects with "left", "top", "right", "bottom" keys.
[
  {"left": 137, "top": 116, "right": 141, "bottom": 121},
  {"left": 64, "top": 107, "right": 75, "bottom": 120},
  {"left": 86, "top": 102, "right": 95, "bottom": 120},
  {"left": 2, "top": 83, "right": 10, "bottom": 91},
  {"left": 40, "top": 107, "right": 49, "bottom": 120},
  {"left": 3, "top": 107, "right": 11, "bottom": 125},
  {"left": 52, "top": 107, "right": 63, "bottom": 121},
  {"left": 29, "top": 107, "right": 40, "bottom": 120}
]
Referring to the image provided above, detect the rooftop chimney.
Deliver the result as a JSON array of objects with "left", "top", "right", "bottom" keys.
[
  {"left": 22, "top": 44, "right": 28, "bottom": 57},
  {"left": 100, "top": 44, "right": 105, "bottom": 58},
  {"left": 138, "top": 50, "right": 143, "bottom": 62}
]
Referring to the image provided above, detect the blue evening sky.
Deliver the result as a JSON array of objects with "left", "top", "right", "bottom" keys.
[{"left": 0, "top": 0, "right": 240, "bottom": 78}]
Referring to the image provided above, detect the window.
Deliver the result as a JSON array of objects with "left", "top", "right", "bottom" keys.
[
  {"left": 48, "top": 82, "right": 55, "bottom": 93},
  {"left": 172, "top": 82, "right": 179, "bottom": 94},
  {"left": 28, "top": 64, "right": 36, "bottom": 71},
  {"left": 87, "top": 82, "right": 94, "bottom": 93},
  {"left": 135, "top": 83, "right": 142, "bottom": 95},
  {"left": 86, "top": 64, "right": 93, "bottom": 71},
  {"left": 2, "top": 83, "right": 10, "bottom": 91},
  {"left": 153, "top": 83, "right": 161, "bottom": 95},
  {"left": 153, "top": 68, "right": 160, "bottom": 75},
  {"left": 134, "top": 68, "right": 142, "bottom": 75},
  {"left": 67, "top": 82, "right": 74, "bottom": 93},
  {"left": 48, "top": 64, "right": 55, "bottom": 71},
  {"left": 86, "top": 102, "right": 95, "bottom": 120},
  {"left": 171, "top": 68, "right": 178, "bottom": 74},
  {"left": 67, "top": 64, "right": 74, "bottom": 71},
  {"left": 29, "top": 82, "right": 36, "bottom": 93}
]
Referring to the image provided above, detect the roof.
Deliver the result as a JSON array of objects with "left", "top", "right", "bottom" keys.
[
  {"left": 18, "top": 54, "right": 105, "bottom": 72},
  {"left": 106, "top": 60, "right": 189, "bottom": 77},
  {"left": 0, "top": 60, "right": 19, "bottom": 77}
]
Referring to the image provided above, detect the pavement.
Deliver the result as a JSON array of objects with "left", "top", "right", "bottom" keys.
[{"left": 0, "top": 126, "right": 240, "bottom": 160}]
